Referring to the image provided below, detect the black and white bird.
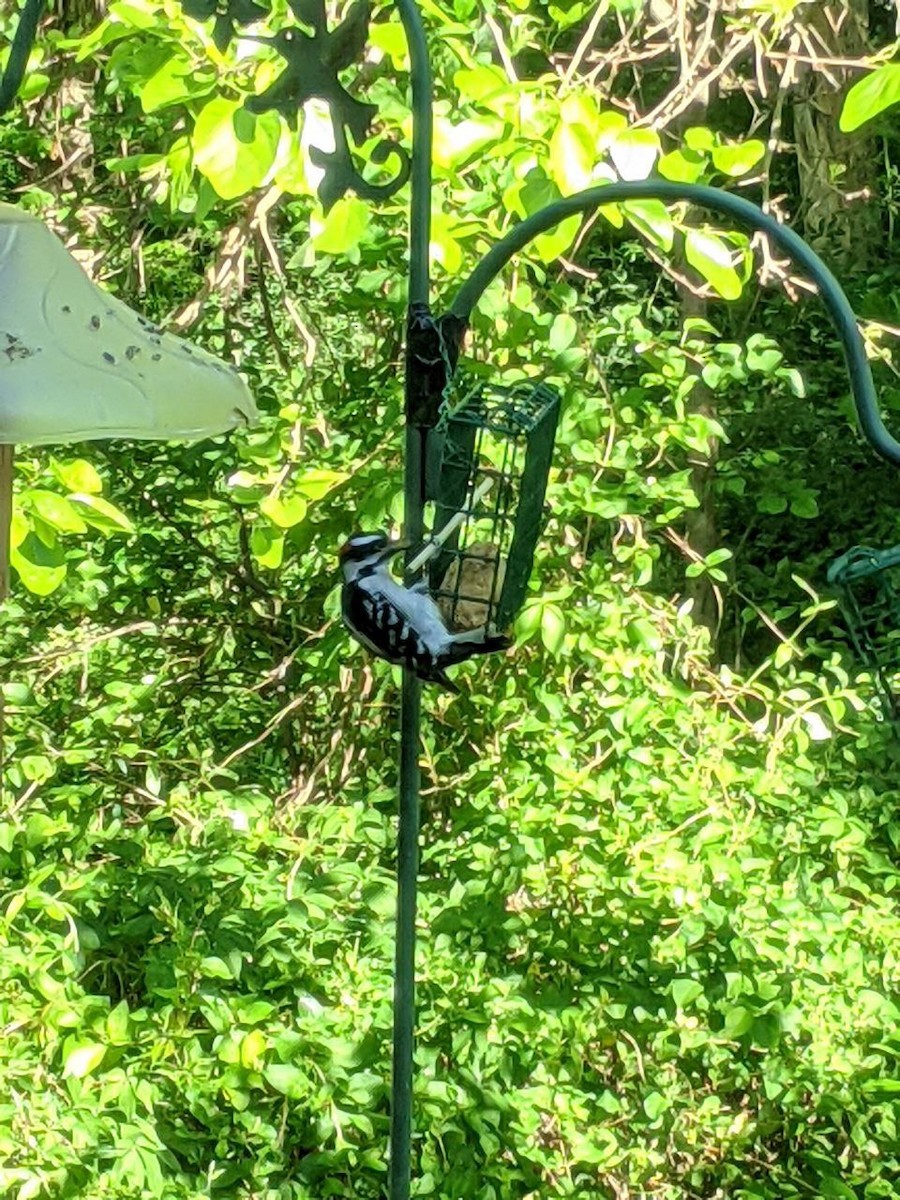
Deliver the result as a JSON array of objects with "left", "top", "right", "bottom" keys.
[{"left": 339, "top": 531, "right": 510, "bottom": 692}]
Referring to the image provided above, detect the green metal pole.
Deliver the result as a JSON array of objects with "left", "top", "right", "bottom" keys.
[
  {"left": 391, "top": 439, "right": 423, "bottom": 1200},
  {"left": 392, "top": 2, "right": 432, "bottom": 1197},
  {"left": 396, "top": 0, "right": 433, "bottom": 311},
  {"left": 448, "top": 181, "right": 900, "bottom": 468},
  {"left": 0, "top": 0, "right": 45, "bottom": 116}
]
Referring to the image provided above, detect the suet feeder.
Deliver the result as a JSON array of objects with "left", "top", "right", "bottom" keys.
[
  {"left": 828, "top": 544, "right": 900, "bottom": 718},
  {"left": 424, "top": 377, "right": 560, "bottom": 632}
]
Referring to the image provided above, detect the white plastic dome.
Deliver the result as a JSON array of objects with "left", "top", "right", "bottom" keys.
[{"left": 0, "top": 203, "right": 258, "bottom": 445}]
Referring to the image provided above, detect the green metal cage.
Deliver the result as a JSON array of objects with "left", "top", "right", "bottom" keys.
[
  {"left": 827, "top": 544, "right": 900, "bottom": 717},
  {"left": 426, "top": 378, "right": 560, "bottom": 633}
]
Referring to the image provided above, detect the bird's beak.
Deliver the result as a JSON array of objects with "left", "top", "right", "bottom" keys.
[{"left": 377, "top": 539, "right": 410, "bottom": 562}]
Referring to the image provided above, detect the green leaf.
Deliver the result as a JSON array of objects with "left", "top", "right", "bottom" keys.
[
  {"left": 625, "top": 199, "right": 674, "bottom": 251},
  {"left": 533, "top": 214, "right": 580, "bottom": 264},
  {"left": 818, "top": 1178, "right": 858, "bottom": 1200},
  {"left": 453, "top": 64, "right": 508, "bottom": 103},
  {"left": 63, "top": 1042, "right": 106, "bottom": 1078},
  {"left": 505, "top": 168, "right": 559, "bottom": 221},
  {"left": 227, "top": 470, "right": 266, "bottom": 503},
  {"left": 642, "top": 1090, "right": 669, "bottom": 1119},
  {"left": 750, "top": 1012, "right": 782, "bottom": 1049},
  {"left": 549, "top": 120, "right": 595, "bottom": 194},
  {"left": 295, "top": 469, "right": 350, "bottom": 500},
  {"left": 515, "top": 601, "right": 543, "bottom": 642},
  {"left": 862, "top": 1078, "right": 900, "bottom": 1096},
  {"left": 193, "top": 98, "right": 280, "bottom": 200},
  {"left": 70, "top": 493, "right": 135, "bottom": 534},
  {"left": 433, "top": 116, "right": 504, "bottom": 171},
  {"left": 789, "top": 490, "right": 819, "bottom": 519},
  {"left": 840, "top": 64, "right": 900, "bottom": 132},
  {"left": 11, "top": 534, "right": 67, "bottom": 595},
  {"left": 108, "top": 1, "right": 158, "bottom": 28},
  {"left": 549, "top": 313, "right": 578, "bottom": 354},
  {"left": 238, "top": 1000, "right": 276, "bottom": 1023},
  {"left": 368, "top": 19, "right": 409, "bottom": 68},
  {"left": 746, "top": 347, "right": 782, "bottom": 373},
  {"left": 240, "top": 1028, "right": 267, "bottom": 1068},
  {"left": 21, "top": 754, "right": 53, "bottom": 782},
  {"left": 264, "top": 1063, "right": 308, "bottom": 1100},
  {"left": 596, "top": 110, "right": 628, "bottom": 148},
  {"left": 312, "top": 197, "right": 371, "bottom": 255},
  {"left": 540, "top": 603, "right": 566, "bottom": 654},
  {"left": 260, "top": 493, "right": 309, "bottom": 529},
  {"left": 199, "top": 956, "right": 233, "bottom": 979},
  {"left": 724, "top": 1005, "right": 754, "bottom": 1037},
  {"left": 671, "top": 978, "right": 703, "bottom": 1007},
  {"left": 684, "top": 125, "right": 715, "bottom": 152},
  {"left": 138, "top": 52, "right": 197, "bottom": 114},
  {"left": 658, "top": 148, "right": 706, "bottom": 183},
  {"left": 52, "top": 458, "right": 103, "bottom": 495},
  {"left": 106, "top": 1001, "right": 131, "bottom": 1044},
  {"left": 560, "top": 92, "right": 601, "bottom": 139},
  {"left": 758, "top": 492, "right": 787, "bottom": 515},
  {"left": 20, "top": 72, "right": 50, "bottom": 102},
  {"left": 609, "top": 128, "right": 660, "bottom": 181},
  {"left": 598, "top": 201, "right": 624, "bottom": 229},
  {"left": 26, "top": 491, "right": 87, "bottom": 534},
  {"left": 773, "top": 642, "right": 793, "bottom": 668},
  {"left": 710, "top": 139, "right": 765, "bottom": 177},
  {"left": 685, "top": 228, "right": 743, "bottom": 299},
  {"left": 780, "top": 367, "right": 805, "bottom": 397},
  {"left": 430, "top": 209, "right": 463, "bottom": 273},
  {"left": 250, "top": 525, "right": 285, "bottom": 568}
]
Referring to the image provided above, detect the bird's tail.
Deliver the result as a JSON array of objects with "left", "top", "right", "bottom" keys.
[{"left": 439, "top": 632, "right": 512, "bottom": 667}]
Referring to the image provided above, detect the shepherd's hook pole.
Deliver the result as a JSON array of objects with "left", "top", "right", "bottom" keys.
[{"left": 391, "top": 1, "right": 433, "bottom": 1196}]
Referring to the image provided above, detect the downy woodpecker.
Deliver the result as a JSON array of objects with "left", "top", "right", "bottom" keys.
[{"left": 339, "top": 532, "right": 510, "bottom": 692}]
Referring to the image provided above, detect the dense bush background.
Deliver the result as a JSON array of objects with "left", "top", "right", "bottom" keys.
[{"left": 1, "top": 0, "right": 900, "bottom": 1197}]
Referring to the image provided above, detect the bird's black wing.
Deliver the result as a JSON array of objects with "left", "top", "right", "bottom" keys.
[{"left": 342, "top": 576, "right": 439, "bottom": 673}]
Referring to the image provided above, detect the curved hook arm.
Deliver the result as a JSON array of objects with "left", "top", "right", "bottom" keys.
[
  {"left": 0, "top": 0, "right": 45, "bottom": 117},
  {"left": 449, "top": 181, "right": 900, "bottom": 468}
]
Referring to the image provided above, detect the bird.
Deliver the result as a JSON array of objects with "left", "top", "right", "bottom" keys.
[
  {"left": 438, "top": 541, "right": 506, "bottom": 632},
  {"left": 339, "top": 532, "right": 510, "bottom": 692}
]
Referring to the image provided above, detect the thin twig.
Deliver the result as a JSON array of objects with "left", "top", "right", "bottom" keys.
[
  {"left": 256, "top": 238, "right": 294, "bottom": 375},
  {"left": 217, "top": 695, "right": 305, "bottom": 769},
  {"left": 253, "top": 187, "right": 318, "bottom": 366},
  {"left": 561, "top": 0, "right": 611, "bottom": 88},
  {"left": 644, "top": 28, "right": 758, "bottom": 130},
  {"left": 484, "top": 10, "right": 517, "bottom": 82},
  {"left": 766, "top": 50, "right": 892, "bottom": 69}
]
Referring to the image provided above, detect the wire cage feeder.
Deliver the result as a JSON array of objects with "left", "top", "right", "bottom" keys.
[
  {"left": 827, "top": 544, "right": 900, "bottom": 717},
  {"left": 425, "top": 377, "right": 560, "bottom": 634}
]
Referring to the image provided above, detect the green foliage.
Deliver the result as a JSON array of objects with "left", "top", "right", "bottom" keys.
[
  {"left": 12, "top": 458, "right": 134, "bottom": 596},
  {"left": 2, "top": 0, "right": 900, "bottom": 1198},
  {"left": 840, "top": 64, "right": 900, "bottom": 133}
]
